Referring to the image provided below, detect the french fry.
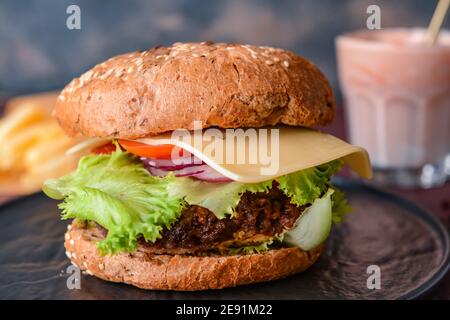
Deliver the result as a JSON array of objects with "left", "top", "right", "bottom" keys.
[
  {"left": 0, "top": 120, "right": 60, "bottom": 170},
  {"left": 21, "top": 154, "right": 79, "bottom": 191},
  {"left": 5, "top": 91, "right": 58, "bottom": 116},
  {"left": 0, "top": 104, "right": 46, "bottom": 144},
  {"left": 23, "top": 135, "right": 75, "bottom": 171},
  {"left": 0, "top": 91, "right": 80, "bottom": 195}
]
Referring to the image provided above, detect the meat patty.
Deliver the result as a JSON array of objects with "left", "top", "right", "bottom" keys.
[
  {"left": 144, "top": 185, "right": 305, "bottom": 253},
  {"left": 91, "top": 185, "right": 306, "bottom": 254}
]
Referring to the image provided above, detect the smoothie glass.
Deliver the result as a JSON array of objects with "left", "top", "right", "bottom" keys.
[{"left": 336, "top": 28, "right": 450, "bottom": 188}]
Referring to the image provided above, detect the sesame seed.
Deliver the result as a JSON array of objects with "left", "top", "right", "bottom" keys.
[
  {"left": 265, "top": 60, "right": 273, "bottom": 65},
  {"left": 59, "top": 95, "right": 65, "bottom": 101},
  {"left": 156, "top": 55, "right": 163, "bottom": 59},
  {"left": 283, "top": 60, "right": 289, "bottom": 67},
  {"left": 64, "top": 233, "right": 70, "bottom": 241},
  {"left": 127, "top": 66, "right": 134, "bottom": 73},
  {"left": 71, "top": 261, "right": 78, "bottom": 268},
  {"left": 83, "top": 262, "right": 88, "bottom": 268},
  {"left": 65, "top": 251, "right": 72, "bottom": 259},
  {"left": 226, "top": 47, "right": 234, "bottom": 50},
  {"left": 86, "top": 269, "right": 93, "bottom": 275},
  {"left": 192, "top": 53, "right": 199, "bottom": 57},
  {"left": 244, "top": 47, "right": 256, "bottom": 54},
  {"left": 251, "top": 54, "right": 258, "bottom": 59},
  {"left": 273, "top": 57, "right": 280, "bottom": 62},
  {"left": 80, "top": 70, "right": 93, "bottom": 82},
  {"left": 98, "top": 263, "right": 105, "bottom": 270},
  {"left": 190, "top": 46, "right": 196, "bottom": 50},
  {"left": 72, "top": 252, "right": 77, "bottom": 259},
  {"left": 69, "top": 239, "right": 75, "bottom": 246}
]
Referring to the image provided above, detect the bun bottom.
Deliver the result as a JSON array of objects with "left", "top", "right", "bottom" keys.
[{"left": 64, "top": 221, "right": 323, "bottom": 291}]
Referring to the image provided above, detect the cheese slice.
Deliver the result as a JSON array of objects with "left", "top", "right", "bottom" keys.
[
  {"left": 137, "top": 127, "right": 372, "bottom": 183},
  {"left": 67, "top": 127, "right": 372, "bottom": 183}
]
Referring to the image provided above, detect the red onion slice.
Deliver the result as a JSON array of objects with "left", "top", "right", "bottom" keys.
[{"left": 142, "top": 157, "right": 232, "bottom": 182}]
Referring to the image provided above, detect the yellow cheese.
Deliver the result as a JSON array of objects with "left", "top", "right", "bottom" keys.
[{"left": 136, "top": 127, "right": 372, "bottom": 183}]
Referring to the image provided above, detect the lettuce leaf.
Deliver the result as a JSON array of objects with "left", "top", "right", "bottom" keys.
[
  {"left": 226, "top": 239, "right": 275, "bottom": 255},
  {"left": 277, "top": 160, "right": 342, "bottom": 206},
  {"left": 43, "top": 146, "right": 184, "bottom": 254},
  {"left": 331, "top": 187, "right": 352, "bottom": 223},
  {"left": 283, "top": 188, "right": 334, "bottom": 250}
]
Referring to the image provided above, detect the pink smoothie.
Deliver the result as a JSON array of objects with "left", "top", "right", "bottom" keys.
[{"left": 336, "top": 28, "right": 450, "bottom": 169}]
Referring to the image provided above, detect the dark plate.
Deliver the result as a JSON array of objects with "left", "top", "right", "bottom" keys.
[{"left": 0, "top": 179, "right": 448, "bottom": 299}]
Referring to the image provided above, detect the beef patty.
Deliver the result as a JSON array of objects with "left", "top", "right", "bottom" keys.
[{"left": 92, "top": 186, "right": 306, "bottom": 254}]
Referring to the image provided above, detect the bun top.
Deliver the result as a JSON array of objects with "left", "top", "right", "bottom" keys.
[{"left": 55, "top": 42, "right": 335, "bottom": 138}]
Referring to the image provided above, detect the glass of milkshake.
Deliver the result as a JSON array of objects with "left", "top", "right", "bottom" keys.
[{"left": 336, "top": 28, "right": 450, "bottom": 188}]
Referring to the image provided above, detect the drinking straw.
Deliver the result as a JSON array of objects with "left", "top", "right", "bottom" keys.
[{"left": 424, "top": 0, "right": 450, "bottom": 45}]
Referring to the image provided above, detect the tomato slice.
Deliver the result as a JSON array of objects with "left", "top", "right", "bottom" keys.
[
  {"left": 92, "top": 142, "right": 117, "bottom": 155},
  {"left": 118, "top": 139, "right": 177, "bottom": 159}
]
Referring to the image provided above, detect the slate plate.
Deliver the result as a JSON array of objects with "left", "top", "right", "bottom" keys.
[{"left": 0, "top": 180, "right": 448, "bottom": 299}]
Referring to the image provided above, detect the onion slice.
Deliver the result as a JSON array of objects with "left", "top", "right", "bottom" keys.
[{"left": 141, "top": 156, "right": 232, "bottom": 182}]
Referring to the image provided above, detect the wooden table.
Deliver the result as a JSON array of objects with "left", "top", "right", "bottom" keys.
[{"left": 1, "top": 99, "right": 449, "bottom": 299}]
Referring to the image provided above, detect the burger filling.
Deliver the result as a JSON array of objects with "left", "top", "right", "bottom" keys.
[{"left": 43, "top": 142, "right": 350, "bottom": 255}]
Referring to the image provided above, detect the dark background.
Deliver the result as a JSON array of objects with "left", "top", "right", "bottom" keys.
[{"left": 0, "top": 0, "right": 447, "bottom": 96}]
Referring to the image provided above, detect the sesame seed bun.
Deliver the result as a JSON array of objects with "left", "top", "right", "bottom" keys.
[
  {"left": 65, "top": 221, "right": 323, "bottom": 291},
  {"left": 55, "top": 42, "right": 335, "bottom": 139}
]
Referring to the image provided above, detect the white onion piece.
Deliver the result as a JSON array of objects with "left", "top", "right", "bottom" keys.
[
  {"left": 190, "top": 168, "right": 233, "bottom": 182},
  {"left": 146, "top": 164, "right": 205, "bottom": 177},
  {"left": 141, "top": 156, "right": 203, "bottom": 170}
]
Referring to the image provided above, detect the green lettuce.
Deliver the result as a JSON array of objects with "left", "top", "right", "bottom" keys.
[
  {"left": 43, "top": 146, "right": 185, "bottom": 254},
  {"left": 331, "top": 187, "right": 352, "bottom": 223},
  {"left": 277, "top": 160, "right": 342, "bottom": 206},
  {"left": 226, "top": 239, "right": 275, "bottom": 255},
  {"left": 43, "top": 147, "right": 343, "bottom": 254}
]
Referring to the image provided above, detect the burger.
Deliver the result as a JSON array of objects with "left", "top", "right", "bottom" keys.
[{"left": 43, "top": 42, "right": 371, "bottom": 291}]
